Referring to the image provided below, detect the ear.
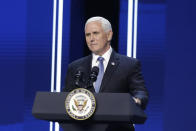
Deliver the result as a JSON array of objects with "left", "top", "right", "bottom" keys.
[{"left": 107, "top": 30, "right": 113, "bottom": 41}]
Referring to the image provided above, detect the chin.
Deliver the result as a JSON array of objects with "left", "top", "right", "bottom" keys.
[{"left": 90, "top": 48, "right": 99, "bottom": 53}]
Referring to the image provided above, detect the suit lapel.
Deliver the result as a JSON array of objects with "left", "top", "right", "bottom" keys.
[
  {"left": 84, "top": 55, "right": 92, "bottom": 76},
  {"left": 83, "top": 55, "right": 96, "bottom": 92},
  {"left": 99, "top": 51, "right": 119, "bottom": 92}
]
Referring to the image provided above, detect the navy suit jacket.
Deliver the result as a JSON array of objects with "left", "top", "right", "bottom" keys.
[
  {"left": 62, "top": 51, "right": 148, "bottom": 131},
  {"left": 63, "top": 51, "right": 148, "bottom": 109}
]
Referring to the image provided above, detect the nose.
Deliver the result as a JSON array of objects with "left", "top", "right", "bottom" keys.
[{"left": 90, "top": 34, "right": 95, "bottom": 42}]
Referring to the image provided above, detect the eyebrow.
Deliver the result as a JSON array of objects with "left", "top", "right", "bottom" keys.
[
  {"left": 85, "top": 33, "right": 90, "bottom": 36},
  {"left": 86, "top": 31, "right": 99, "bottom": 34}
]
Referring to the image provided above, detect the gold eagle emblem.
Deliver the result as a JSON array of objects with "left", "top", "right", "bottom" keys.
[{"left": 74, "top": 99, "right": 88, "bottom": 111}]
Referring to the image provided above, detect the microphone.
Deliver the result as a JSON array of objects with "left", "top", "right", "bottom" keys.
[
  {"left": 90, "top": 66, "right": 99, "bottom": 81},
  {"left": 74, "top": 67, "right": 84, "bottom": 88},
  {"left": 86, "top": 66, "right": 99, "bottom": 89}
]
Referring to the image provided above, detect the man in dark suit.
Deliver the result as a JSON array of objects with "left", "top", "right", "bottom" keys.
[{"left": 62, "top": 16, "right": 148, "bottom": 131}]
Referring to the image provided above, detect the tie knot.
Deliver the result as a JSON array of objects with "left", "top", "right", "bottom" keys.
[{"left": 97, "top": 57, "right": 104, "bottom": 62}]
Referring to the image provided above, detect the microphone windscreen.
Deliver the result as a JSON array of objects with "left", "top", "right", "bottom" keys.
[
  {"left": 74, "top": 67, "right": 85, "bottom": 79},
  {"left": 76, "top": 67, "right": 85, "bottom": 72},
  {"left": 91, "top": 66, "right": 99, "bottom": 75}
]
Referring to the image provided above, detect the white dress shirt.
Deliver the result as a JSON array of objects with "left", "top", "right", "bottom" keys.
[{"left": 91, "top": 46, "right": 112, "bottom": 72}]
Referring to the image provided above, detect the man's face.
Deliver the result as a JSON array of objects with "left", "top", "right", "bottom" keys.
[{"left": 85, "top": 21, "right": 113, "bottom": 56}]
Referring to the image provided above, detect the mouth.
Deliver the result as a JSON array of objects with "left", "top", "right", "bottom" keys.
[{"left": 89, "top": 43, "right": 97, "bottom": 47}]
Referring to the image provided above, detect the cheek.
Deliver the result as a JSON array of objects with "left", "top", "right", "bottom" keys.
[
  {"left": 100, "top": 37, "right": 108, "bottom": 45},
  {"left": 96, "top": 36, "right": 104, "bottom": 43},
  {"left": 101, "top": 35, "right": 108, "bottom": 41},
  {"left": 86, "top": 38, "right": 91, "bottom": 44}
]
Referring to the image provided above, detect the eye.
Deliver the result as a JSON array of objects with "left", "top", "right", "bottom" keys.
[{"left": 93, "top": 31, "right": 99, "bottom": 35}]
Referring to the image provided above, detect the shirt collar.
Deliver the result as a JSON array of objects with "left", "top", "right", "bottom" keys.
[{"left": 92, "top": 46, "right": 112, "bottom": 64}]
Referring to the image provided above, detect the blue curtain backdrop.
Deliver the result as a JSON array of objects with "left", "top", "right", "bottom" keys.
[
  {"left": 118, "top": 1, "right": 165, "bottom": 130},
  {"left": 0, "top": 0, "right": 26, "bottom": 126},
  {"left": 0, "top": 0, "right": 196, "bottom": 131}
]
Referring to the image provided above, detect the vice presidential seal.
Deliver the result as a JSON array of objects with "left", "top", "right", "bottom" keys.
[{"left": 65, "top": 88, "right": 96, "bottom": 120}]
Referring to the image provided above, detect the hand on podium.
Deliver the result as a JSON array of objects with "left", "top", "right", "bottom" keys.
[{"left": 133, "top": 97, "right": 141, "bottom": 105}]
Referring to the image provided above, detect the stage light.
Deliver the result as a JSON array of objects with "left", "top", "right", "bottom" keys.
[
  {"left": 133, "top": 0, "right": 138, "bottom": 58},
  {"left": 127, "top": 0, "right": 133, "bottom": 57},
  {"left": 50, "top": 0, "right": 64, "bottom": 130},
  {"left": 127, "top": 0, "right": 138, "bottom": 58}
]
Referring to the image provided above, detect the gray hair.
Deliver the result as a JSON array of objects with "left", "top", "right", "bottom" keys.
[{"left": 85, "top": 16, "right": 112, "bottom": 33}]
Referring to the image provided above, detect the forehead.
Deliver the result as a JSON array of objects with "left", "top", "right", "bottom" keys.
[{"left": 85, "top": 21, "right": 103, "bottom": 33}]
